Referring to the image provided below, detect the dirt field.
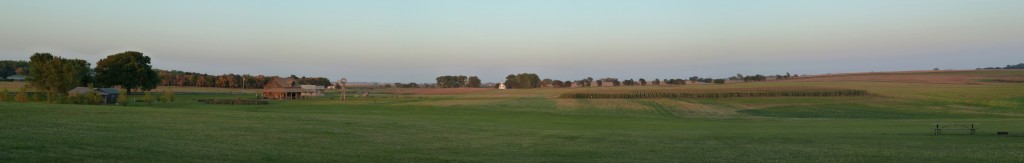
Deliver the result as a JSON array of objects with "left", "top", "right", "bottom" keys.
[
  {"left": 381, "top": 88, "right": 494, "bottom": 95},
  {"left": 788, "top": 70, "right": 1024, "bottom": 84}
]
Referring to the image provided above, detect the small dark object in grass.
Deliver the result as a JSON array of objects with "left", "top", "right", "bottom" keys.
[{"left": 997, "top": 131, "right": 1009, "bottom": 136}]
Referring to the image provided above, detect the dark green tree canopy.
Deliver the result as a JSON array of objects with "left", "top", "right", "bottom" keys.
[
  {"left": 467, "top": 76, "right": 482, "bottom": 88},
  {"left": 27, "top": 53, "right": 92, "bottom": 94},
  {"left": 95, "top": 51, "right": 159, "bottom": 94},
  {"left": 503, "top": 73, "right": 541, "bottom": 89}
]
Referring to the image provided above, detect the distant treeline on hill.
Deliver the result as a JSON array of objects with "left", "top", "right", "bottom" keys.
[
  {"left": 157, "top": 70, "right": 332, "bottom": 89},
  {"left": 978, "top": 63, "right": 1024, "bottom": 70}
]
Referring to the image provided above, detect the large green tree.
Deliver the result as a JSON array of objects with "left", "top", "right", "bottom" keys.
[
  {"left": 504, "top": 73, "right": 541, "bottom": 89},
  {"left": 95, "top": 51, "right": 159, "bottom": 95},
  {"left": 27, "top": 53, "right": 92, "bottom": 94},
  {"left": 467, "top": 76, "right": 481, "bottom": 88}
]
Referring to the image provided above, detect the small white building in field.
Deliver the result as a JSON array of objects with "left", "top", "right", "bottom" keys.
[{"left": 498, "top": 82, "right": 507, "bottom": 90}]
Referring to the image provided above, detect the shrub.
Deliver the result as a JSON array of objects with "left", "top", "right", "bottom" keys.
[
  {"left": 15, "top": 87, "right": 27, "bottom": 102},
  {"left": 88, "top": 92, "right": 102, "bottom": 105},
  {"left": 143, "top": 92, "right": 154, "bottom": 106},
  {"left": 118, "top": 89, "right": 128, "bottom": 106},
  {"left": 33, "top": 91, "right": 42, "bottom": 102},
  {"left": 0, "top": 88, "right": 8, "bottom": 102},
  {"left": 165, "top": 90, "right": 175, "bottom": 102}
]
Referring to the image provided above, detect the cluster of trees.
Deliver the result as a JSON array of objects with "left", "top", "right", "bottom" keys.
[
  {"left": 435, "top": 75, "right": 481, "bottom": 88},
  {"left": 572, "top": 77, "right": 595, "bottom": 87},
  {"left": 503, "top": 73, "right": 541, "bottom": 89},
  {"left": 728, "top": 74, "right": 762, "bottom": 82},
  {"left": 25, "top": 52, "right": 160, "bottom": 96},
  {"left": 27, "top": 53, "right": 94, "bottom": 95},
  {"left": 536, "top": 79, "right": 573, "bottom": 88},
  {"left": 740, "top": 75, "right": 767, "bottom": 82},
  {"left": 663, "top": 79, "right": 689, "bottom": 85},
  {"left": 978, "top": 63, "right": 1024, "bottom": 70},
  {"left": 0, "top": 60, "right": 29, "bottom": 79},
  {"left": 729, "top": 73, "right": 797, "bottom": 82},
  {"left": 532, "top": 77, "right": 697, "bottom": 88},
  {"left": 384, "top": 82, "right": 422, "bottom": 88},
  {"left": 157, "top": 70, "right": 331, "bottom": 89}
]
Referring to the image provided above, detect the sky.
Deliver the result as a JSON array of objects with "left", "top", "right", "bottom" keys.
[{"left": 1, "top": 0, "right": 1022, "bottom": 83}]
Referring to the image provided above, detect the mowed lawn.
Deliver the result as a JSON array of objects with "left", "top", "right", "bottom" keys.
[{"left": 2, "top": 70, "right": 1024, "bottom": 162}]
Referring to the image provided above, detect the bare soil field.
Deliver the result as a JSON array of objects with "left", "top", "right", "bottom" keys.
[
  {"left": 382, "top": 88, "right": 494, "bottom": 95},
  {"left": 788, "top": 70, "right": 1024, "bottom": 84}
]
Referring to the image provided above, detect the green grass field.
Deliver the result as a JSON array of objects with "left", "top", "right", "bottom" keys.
[{"left": 2, "top": 70, "right": 1024, "bottom": 162}]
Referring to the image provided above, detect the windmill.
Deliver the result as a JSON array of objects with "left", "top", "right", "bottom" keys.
[{"left": 338, "top": 78, "right": 347, "bottom": 101}]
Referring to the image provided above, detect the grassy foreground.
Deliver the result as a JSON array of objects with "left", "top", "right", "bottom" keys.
[{"left": 1, "top": 70, "right": 1024, "bottom": 162}]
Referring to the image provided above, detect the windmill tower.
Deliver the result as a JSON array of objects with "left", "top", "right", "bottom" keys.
[{"left": 339, "top": 78, "right": 347, "bottom": 101}]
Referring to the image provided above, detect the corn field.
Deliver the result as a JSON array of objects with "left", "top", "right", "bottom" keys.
[{"left": 559, "top": 87, "right": 869, "bottom": 99}]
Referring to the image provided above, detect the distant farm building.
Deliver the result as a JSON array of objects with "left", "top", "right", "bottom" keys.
[
  {"left": 263, "top": 78, "right": 302, "bottom": 99},
  {"left": 67, "top": 87, "right": 120, "bottom": 104},
  {"left": 300, "top": 85, "right": 325, "bottom": 97},
  {"left": 3, "top": 75, "right": 25, "bottom": 81},
  {"left": 498, "top": 82, "right": 507, "bottom": 89}
]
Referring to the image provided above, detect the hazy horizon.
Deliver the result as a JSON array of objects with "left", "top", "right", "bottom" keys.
[{"left": 2, "top": 0, "right": 1023, "bottom": 83}]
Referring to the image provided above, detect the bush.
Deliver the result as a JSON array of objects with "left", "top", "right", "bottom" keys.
[
  {"left": 165, "top": 90, "right": 175, "bottom": 102},
  {"left": 15, "top": 87, "right": 27, "bottom": 102},
  {"left": 144, "top": 92, "right": 154, "bottom": 106},
  {"left": 78, "top": 92, "right": 103, "bottom": 105},
  {"left": 34, "top": 91, "right": 43, "bottom": 102},
  {"left": 0, "top": 88, "right": 8, "bottom": 102},
  {"left": 118, "top": 89, "right": 128, "bottom": 106}
]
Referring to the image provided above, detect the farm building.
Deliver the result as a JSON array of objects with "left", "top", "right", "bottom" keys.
[
  {"left": 300, "top": 85, "right": 325, "bottom": 97},
  {"left": 263, "top": 78, "right": 302, "bottom": 99},
  {"left": 67, "top": 87, "right": 120, "bottom": 104},
  {"left": 498, "top": 82, "right": 507, "bottom": 89},
  {"left": 4, "top": 75, "right": 25, "bottom": 81}
]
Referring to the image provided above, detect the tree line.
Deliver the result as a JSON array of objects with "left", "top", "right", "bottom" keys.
[
  {"left": 978, "top": 63, "right": 1024, "bottom": 70},
  {"left": 19, "top": 51, "right": 158, "bottom": 101},
  {"left": 16, "top": 51, "right": 334, "bottom": 99},
  {"left": 435, "top": 75, "right": 481, "bottom": 88},
  {"left": 491, "top": 73, "right": 804, "bottom": 89},
  {"left": 157, "top": 70, "right": 332, "bottom": 89}
]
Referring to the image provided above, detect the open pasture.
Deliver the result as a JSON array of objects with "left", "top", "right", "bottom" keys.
[{"left": 1, "top": 70, "right": 1024, "bottom": 162}]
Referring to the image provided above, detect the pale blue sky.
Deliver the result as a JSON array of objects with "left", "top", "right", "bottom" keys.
[{"left": 1, "top": 0, "right": 1022, "bottom": 82}]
